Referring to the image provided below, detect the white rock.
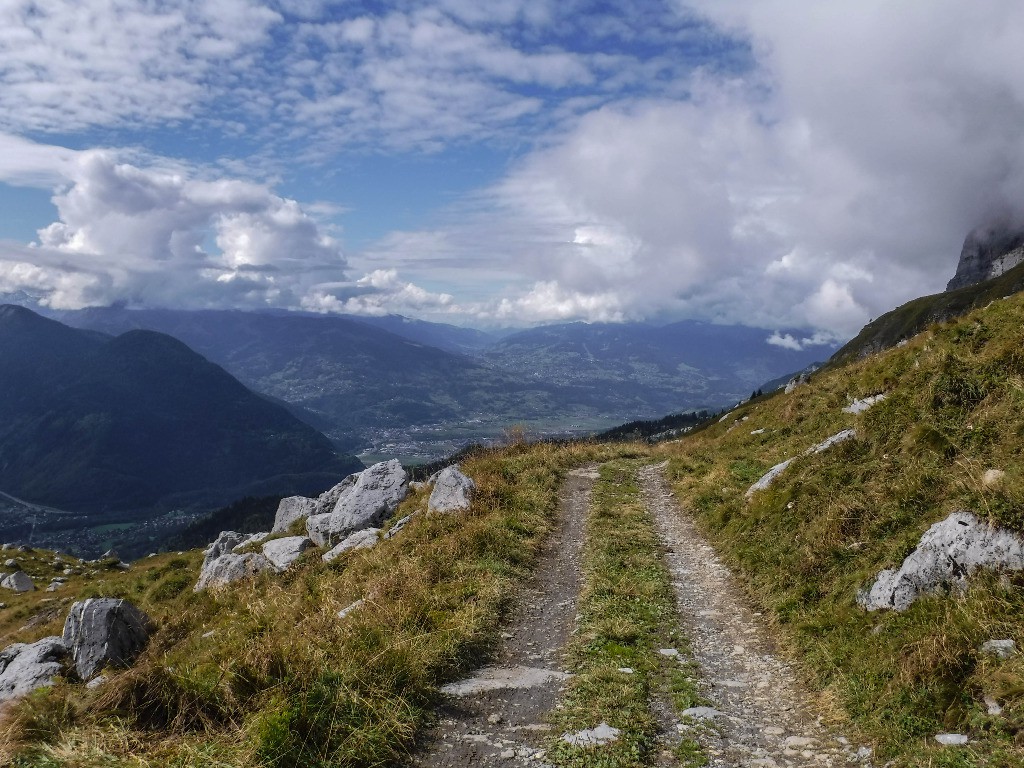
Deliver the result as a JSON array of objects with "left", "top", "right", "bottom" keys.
[
  {"left": 983, "top": 469, "right": 1006, "bottom": 488},
  {"left": 750, "top": 428, "right": 766, "bottom": 435},
  {"left": 194, "top": 552, "right": 275, "bottom": 591},
  {"left": 658, "top": 648, "right": 680, "bottom": 657},
  {"left": 63, "top": 598, "right": 151, "bottom": 680},
  {"left": 934, "top": 733, "right": 969, "bottom": 746},
  {"left": 262, "top": 536, "right": 315, "bottom": 570},
  {"left": 231, "top": 531, "right": 270, "bottom": 552},
  {"left": 981, "top": 639, "right": 1016, "bottom": 659},
  {"left": 272, "top": 496, "right": 316, "bottom": 533},
  {"left": 805, "top": 429, "right": 856, "bottom": 455},
  {"left": 306, "top": 460, "right": 408, "bottom": 547},
  {"left": 561, "top": 722, "right": 621, "bottom": 747},
  {"left": 383, "top": 514, "right": 414, "bottom": 540},
  {"left": 842, "top": 394, "right": 887, "bottom": 414},
  {"left": 0, "top": 571, "right": 34, "bottom": 592},
  {"left": 337, "top": 599, "right": 365, "bottom": 619},
  {"left": 681, "top": 707, "right": 722, "bottom": 720},
  {"left": 321, "top": 529, "right": 380, "bottom": 563},
  {"left": 428, "top": 465, "right": 476, "bottom": 513},
  {"left": 0, "top": 637, "right": 68, "bottom": 701},
  {"left": 985, "top": 695, "right": 1003, "bottom": 715},
  {"left": 746, "top": 459, "right": 795, "bottom": 498},
  {"left": 858, "top": 511, "right": 1024, "bottom": 611}
]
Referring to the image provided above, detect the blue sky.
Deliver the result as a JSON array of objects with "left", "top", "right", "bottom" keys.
[{"left": 1, "top": 1, "right": 1023, "bottom": 345}]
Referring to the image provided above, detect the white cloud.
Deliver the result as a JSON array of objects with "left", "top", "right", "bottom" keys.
[
  {"left": 301, "top": 268, "right": 455, "bottom": 316},
  {"left": 0, "top": 139, "right": 347, "bottom": 310},
  {"left": 767, "top": 330, "right": 838, "bottom": 352}
]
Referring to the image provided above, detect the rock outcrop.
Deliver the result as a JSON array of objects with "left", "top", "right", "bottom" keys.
[
  {"left": 947, "top": 219, "right": 1024, "bottom": 291},
  {"left": 272, "top": 496, "right": 317, "bottom": 533},
  {"left": 427, "top": 465, "right": 476, "bottom": 513},
  {"left": 262, "top": 536, "right": 315, "bottom": 570},
  {"left": 842, "top": 394, "right": 887, "bottom": 415},
  {"left": 746, "top": 430, "right": 857, "bottom": 498},
  {"left": 195, "top": 552, "right": 275, "bottom": 591},
  {"left": 63, "top": 598, "right": 151, "bottom": 680},
  {"left": 0, "top": 570, "right": 34, "bottom": 592},
  {"left": 858, "top": 511, "right": 1024, "bottom": 611},
  {"left": 306, "top": 460, "right": 408, "bottom": 547},
  {"left": 322, "top": 528, "right": 380, "bottom": 562},
  {"left": 0, "top": 637, "right": 68, "bottom": 701}
]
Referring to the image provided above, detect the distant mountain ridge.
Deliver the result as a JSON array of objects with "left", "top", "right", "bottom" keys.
[
  {"left": 946, "top": 218, "right": 1024, "bottom": 291},
  {"left": 0, "top": 305, "right": 361, "bottom": 514}
]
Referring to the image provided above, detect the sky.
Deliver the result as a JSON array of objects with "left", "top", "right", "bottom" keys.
[{"left": 1, "top": 1, "right": 1023, "bottom": 346}]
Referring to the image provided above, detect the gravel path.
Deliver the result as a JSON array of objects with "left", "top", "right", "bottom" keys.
[
  {"left": 640, "top": 462, "right": 872, "bottom": 768},
  {"left": 410, "top": 466, "right": 597, "bottom": 767}
]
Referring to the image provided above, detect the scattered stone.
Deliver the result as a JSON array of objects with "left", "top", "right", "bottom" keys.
[
  {"left": 427, "top": 465, "right": 476, "bottom": 513},
  {"left": 261, "top": 536, "right": 315, "bottom": 570},
  {"left": 441, "top": 665, "right": 570, "bottom": 696},
  {"left": 981, "top": 639, "right": 1016, "bottom": 659},
  {"left": 63, "top": 598, "right": 152, "bottom": 680},
  {"left": 858, "top": 511, "right": 1024, "bottom": 611},
  {"left": 487, "top": 713, "right": 503, "bottom": 725},
  {"left": 0, "top": 636, "right": 68, "bottom": 701},
  {"left": 86, "top": 674, "right": 107, "bottom": 689},
  {"left": 842, "top": 394, "right": 887, "bottom": 414},
  {"left": 194, "top": 552, "right": 275, "bottom": 591},
  {"left": 322, "top": 528, "right": 380, "bottom": 562},
  {"left": 384, "top": 514, "right": 414, "bottom": 540},
  {"left": 1, "top": 571, "right": 34, "bottom": 592},
  {"left": 681, "top": 706, "right": 722, "bottom": 720},
  {"left": 3, "top": 559, "right": 17, "bottom": 568},
  {"left": 806, "top": 429, "right": 856, "bottom": 455},
  {"left": 658, "top": 648, "right": 680, "bottom": 657},
  {"left": 783, "top": 736, "right": 815, "bottom": 748},
  {"left": 272, "top": 496, "right": 316, "bottom": 533},
  {"left": 561, "top": 722, "right": 621, "bottom": 747},
  {"left": 934, "top": 733, "right": 969, "bottom": 746},
  {"left": 201, "top": 630, "right": 216, "bottom": 639},
  {"left": 306, "top": 460, "right": 408, "bottom": 547},
  {"left": 337, "top": 599, "right": 365, "bottom": 619},
  {"left": 45, "top": 581, "right": 62, "bottom": 592},
  {"left": 985, "top": 695, "right": 1003, "bottom": 716},
  {"left": 750, "top": 428, "right": 766, "bottom": 435},
  {"left": 746, "top": 459, "right": 795, "bottom": 498},
  {"left": 983, "top": 469, "right": 1006, "bottom": 488},
  {"left": 617, "top": 667, "right": 635, "bottom": 674}
]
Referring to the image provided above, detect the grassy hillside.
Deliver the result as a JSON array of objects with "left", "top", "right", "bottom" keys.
[{"left": 659, "top": 291, "right": 1024, "bottom": 766}]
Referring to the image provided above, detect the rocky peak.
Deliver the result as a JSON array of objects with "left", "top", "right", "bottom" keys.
[{"left": 946, "top": 218, "right": 1024, "bottom": 291}]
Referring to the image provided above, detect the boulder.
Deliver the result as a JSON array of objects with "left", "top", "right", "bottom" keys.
[
  {"left": 806, "top": 428, "right": 856, "bottom": 455},
  {"left": 63, "top": 598, "right": 152, "bottom": 680},
  {"left": 306, "top": 460, "right": 408, "bottom": 547},
  {"left": 981, "top": 639, "right": 1016, "bottom": 659},
  {"left": 745, "top": 459, "right": 794, "bottom": 498},
  {"left": 313, "top": 473, "right": 360, "bottom": 516},
  {"left": 0, "top": 636, "right": 68, "bottom": 702},
  {"left": 0, "top": 570, "right": 34, "bottom": 592},
  {"left": 322, "top": 528, "right": 380, "bottom": 562},
  {"left": 203, "top": 531, "right": 249, "bottom": 563},
  {"left": 427, "top": 465, "right": 476, "bottom": 513},
  {"left": 843, "top": 394, "right": 887, "bottom": 415},
  {"left": 272, "top": 496, "right": 316, "bottom": 533},
  {"left": 194, "top": 552, "right": 275, "bottom": 592},
  {"left": 858, "top": 511, "right": 1024, "bottom": 611},
  {"left": 262, "top": 536, "right": 315, "bottom": 570}
]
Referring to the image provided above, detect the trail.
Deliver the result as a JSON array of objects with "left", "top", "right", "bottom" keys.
[
  {"left": 640, "top": 463, "right": 870, "bottom": 768},
  {"left": 411, "top": 466, "right": 596, "bottom": 767}
]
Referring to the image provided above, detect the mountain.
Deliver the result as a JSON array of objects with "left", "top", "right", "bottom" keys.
[
  {"left": 482, "top": 320, "right": 830, "bottom": 412},
  {"left": 343, "top": 313, "right": 502, "bottom": 355},
  {"left": 0, "top": 305, "right": 360, "bottom": 514},
  {"left": 946, "top": 218, "right": 1024, "bottom": 291}
]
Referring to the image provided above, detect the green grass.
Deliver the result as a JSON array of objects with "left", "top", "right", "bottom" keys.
[
  {"left": 546, "top": 460, "right": 707, "bottom": 768},
  {"left": 0, "top": 441, "right": 646, "bottom": 767},
  {"left": 659, "top": 292, "right": 1024, "bottom": 766}
]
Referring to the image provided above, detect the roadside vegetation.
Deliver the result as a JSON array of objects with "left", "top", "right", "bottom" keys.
[
  {"left": 659, "top": 292, "right": 1024, "bottom": 766},
  {"left": 0, "top": 440, "right": 640, "bottom": 767},
  {"left": 547, "top": 459, "right": 705, "bottom": 768}
]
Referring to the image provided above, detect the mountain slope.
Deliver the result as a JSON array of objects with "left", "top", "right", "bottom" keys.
[{"left": 0, "top": 306, "right": 360, "bottom": 513}]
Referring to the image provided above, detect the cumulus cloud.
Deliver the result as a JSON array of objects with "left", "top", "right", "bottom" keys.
[
  {"left": 355, "top": 1, "right": 1024, "bottom": 335},
  {"left": 301, "top": 268, "right": 455, "bottom": 316},
  {"left": 0, "top": 139, "right": 346, "bottom": 309}
]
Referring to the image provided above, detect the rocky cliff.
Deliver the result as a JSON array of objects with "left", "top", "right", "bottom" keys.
[{"left": 946, "top": 218, "right": 1024, "bottom": 291}]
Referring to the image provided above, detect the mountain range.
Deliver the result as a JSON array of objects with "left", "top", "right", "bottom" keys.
[{"left": 0, "top": 305, "right": 361, "bottom": 516}]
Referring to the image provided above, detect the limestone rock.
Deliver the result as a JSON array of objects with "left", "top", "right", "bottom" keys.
[
  {"left": 63, "top": 598, "right": 151, "bottom": 680},
  {"left": 272, "top": 496, "right": 316, "bottom": 533},
  {"left": 337, "top": 599, "right": 365, "bottom": 619},
  {"left": 313, "top": 473, "right": 360, "bottom": 516},
  {"left": 858, "top": 511, "right": 1024, "bottom": 611},
  {"left": 843, "top": 394, "right": 887, "bottom": 414},
  {"left": 194, "top": 552, "right": 275, "bottom": 591},
  {"left": 946, "top": 219, "right": 1024, "bottom": 291},
  {"left": 561, "top": 722, "right": 621, "bottom": 747},
  {"left": 0, "top": 636, "right": 68, "bottom": 702},
  {"left": 0, "top": 570, "right": 34, "bottom": 592},
  {"left": 203, "top": 531, "right": 248, "bottom": 563},
  {"left": 806, "top": 429, "right": 856, "bottom": 455},
  {"left": 262, "top": 536, "right": 315, "bottom": 570},
  {"left": 934, "top": 733, "right": 969, "bottom": 746},
  {"left": 746, "top": 459, "right": 794, "bottom": 498},
  {"left": 322, "top": 528, "right": 380, "bottom": 562},
  {"left": 384, "top": 513, "right": 414, "bottom": 540},
  {"left": 306, "top": 460, "right": 408, "bottom": 547},
  {"left": 785, "top": 372, "right": 811, "bottom": 394},
  {"left": 232, "top": 532, "right": 270, "bottom": 551},
  {"left": 981, "top": 639, "right": 1016, "bottom": 659},
  {"left": 983, "top": 469, "right": 1006, "bottom": 488},
  {"left": 427, "top": 465, "right": 476, "bottom": 513}
]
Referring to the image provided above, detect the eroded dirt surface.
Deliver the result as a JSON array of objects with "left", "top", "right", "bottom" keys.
[
  {"left": 411, "top": 466, "right": 597, "bottom": 767},
  {"left": 640, "top": 463, "right": 872, "bottom": 768}
]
